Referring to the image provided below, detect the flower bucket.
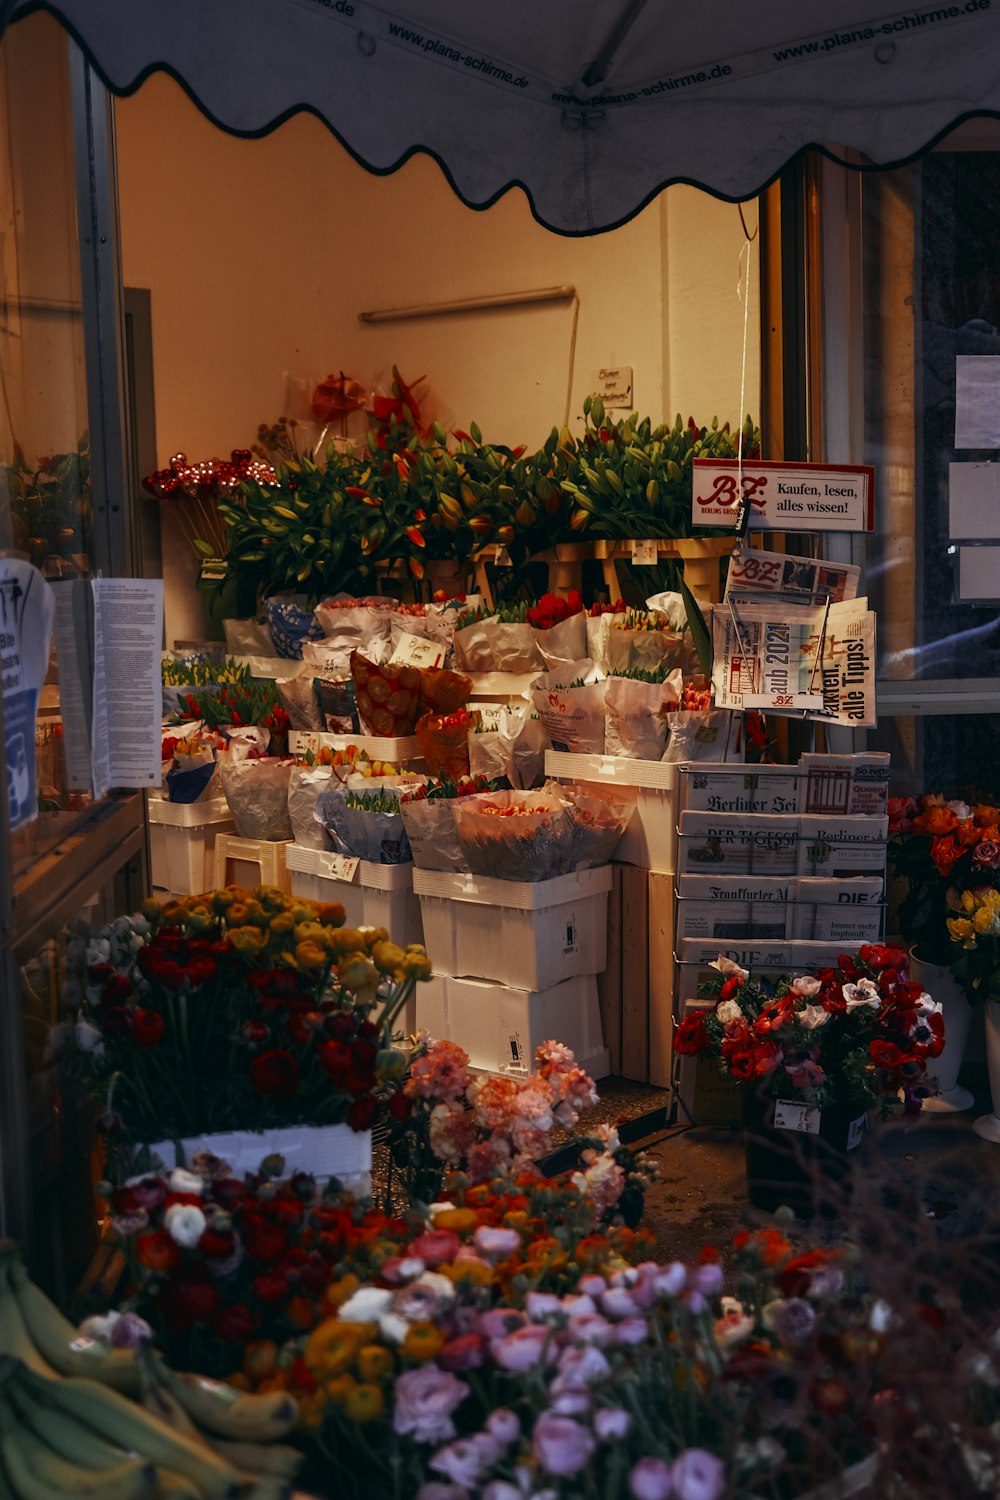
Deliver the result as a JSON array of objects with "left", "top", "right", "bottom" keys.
[
  {"left": 908, "top": 947, "right": 974, "bottom": 1112},
  {"left": 743, "top": 1088, "right": 869, "bottom": 1217},
  {"left": 140, "top": 1123, "right": 372, "bottom": 1192}
]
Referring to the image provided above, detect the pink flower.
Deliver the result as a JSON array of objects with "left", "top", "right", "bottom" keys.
[
  {"left": 601, "top": 1286, "right": 639, "bottom": 1320},
  {"left": 473, "top": 1225, "right": 522, "bottom": 1260},
  {"left": 578, "top": 1273, "right": 608, "bottom": 1297},
  {"left": 630, "top": 1457, "right": 674, "bottom": 1500},
  {"left": 567, "top": 1312, "right": 614, "bottom": 1346},
  {"left": 532, "top": 1413, "right": 597, "bottom": 1477},
  {"left": 465, "top": 1137, "right": 512, "bottom": 1183},
  {"left": 492, "top": 1324, "right": 555, "bottom": 1372},
  {"left": 571, "top": 1155, "right": 626, "bottom": 1215},
  {"left": 672, "top": 1449, "right": 725, "bottom": 1500},
  {"left": 392, "top": 1272, "right": 455, "bottom": 1322},
  {"left": 526, "top": 1291, "right": 563, "bottom": 1321},
  {"left": 789, "top": 975, "right": 822, "bottom": 997},
  {"left": 595, "top": 1407, "right": 632, "bottom": 1440},
  {"left": 429, "top": 1434, "right": 501, "bottom": 1488},
  {"left": 408, "top": 1229, "right": 461, "bottom": 1268},
  {"left": 485, "top": 1409, "right": 521, "bottom": 1446},
  {"left": 553, "top": 1344, "right": 611, "bottom": 1389},
  {"left": 393, "top": 1367, "right": 468, "bottom": 1445},
  {"left": 438, "top": 1333, "right": 486, "bottom": 1371},
  {"left": 428, "top": 1102, "right": 476, "bottom": 1164},
  {"left": 551, "top": 1390, "right": 591, "bottom": 1416},
  {"left": 784, "top": 1058, "right": 826, "bottom": 1091},
  {"left": 974, "top": 840, "right": 1000, "bottom": 869},
  {"left": 467, "top": 1074, "right": 519, "bottom": 1130},
  {"left": 655, "top": 1263, "right": 687, "bottom": 1297},
  {"left": 478, "top": 1307, "right": 525, "bottom": 1340},
  {"left": 613, "top": 1317, "right": 650, "bottom": 1346},
  {"left": 691, "top": 1263, "right": 723, "bottom": 1297},
  {"left": 408, "top": 1039, "right": 471, "bottom": 1104}
]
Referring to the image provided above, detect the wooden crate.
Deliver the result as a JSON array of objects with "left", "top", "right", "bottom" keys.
[{"left": 597, "top": 865, "right": 674, "bottom": 1088}]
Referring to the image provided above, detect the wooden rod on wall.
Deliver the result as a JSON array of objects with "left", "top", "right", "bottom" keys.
[{"left": 358, "top": 284, "right": 577, "bottom": 324}]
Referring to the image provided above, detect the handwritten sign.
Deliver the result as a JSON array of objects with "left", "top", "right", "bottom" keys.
[
  {"left": 630, "top": 538, "right": 658, "bottom": 565},
  {"left": 773, "top": 1101, "right": 821, "bottom": 1135},
  {"left": 596, "top": 366, "right": 633, "bottom": 410},
  {"left": 692, "top": 459, "right": 874, "bottom": 533},
  {"left": 389, "top": 633, "right": 444, "bottom": 669},
  {"left": 320, "top": 853, "right": 361, "bottom": 883}
]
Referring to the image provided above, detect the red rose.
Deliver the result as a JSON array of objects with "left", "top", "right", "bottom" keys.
[
  {"left": 184, "top": 956, "right": 217, "bottom": 987},
  {"left": 325, "top": 1011, "right": 356, "bottom": 1041},
  {"left": 135, "top": 1230, "right": 181, "bottom": 1273},
  {"left": 249, "top": 1048, "right": 300, "bottom": 1099},
  {"left": 930, "top": 834, "right": 964, "bottom": 878},
  {"left": 132, "top": 1009, "right": 165, "bottom": 1048},
  {"left": 241, "top": 1214, "right": 289, "bottom": 1263},
  {"left": 103, "top": 974, "right": 134, "bottom": 1003},
  {"left": 673, "top": 1012, "right": 709, "bottom": 1056},
  {"left": 974, "top": 840, "right": 1000, "bottom": 870},
  {"left": 198, "top": 1227, "right": 236, "bottom": 1258},
  {"left": 347, "top": 1095, "right": 380, "bottom": 1131},
  {"left": 212, "top": 1304, "right": 261, "bottom": 1342}
]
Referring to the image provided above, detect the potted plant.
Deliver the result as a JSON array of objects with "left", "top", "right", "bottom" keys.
[
  {"left": 68, "top": 886, "right": 431, "bottom": 1185},
  {"left": 673, "top": 945, "right": 945, "bottom": 1214},
  {"left": 887, "top": 792, "right": 1000, "bottom": 1111}
]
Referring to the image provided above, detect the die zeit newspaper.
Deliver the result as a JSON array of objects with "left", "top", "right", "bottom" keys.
[{"left": 710, "top": 598, "right": 876, "bottom": 727}]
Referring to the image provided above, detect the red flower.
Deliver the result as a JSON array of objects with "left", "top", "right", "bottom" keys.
[
  {"left": 252, "top": 1272, "right": 290, "bottom": 1304},
  {"left": 673, "top": 1012, "right": 709, "bottom": 1055},
  {"left": 347, "top": 1095, "right": 380, "bottom": 1131},
  {"left": 325, "top": 1012, "right": 356, "bottom": 1041},
  {"left": 198, "top": 1227, "right": 236, "bottom": 1258},
  {"left": 388, "top": 1091, "right": 413, "bottom": 1121},
  {"left": 132, "top": 1009, "right": 165, "bottom": 1048},
  {"left": 719, "top": 976, "right": 740, "bottom": 1001},
  {"left": 243, "top": 1021, "right": 269, "bottom": 1045},
  {"left": 212, "top": 1304, "right": 261, "bottom": 1342},
  {"left": 184, "top": 956, "right": 218, "bottom": 987},
  {"left": 97, "top": 1004, "right": 131, "bottom": 1035},
  {"left": 870, "top": 1039, "right": 907, "bottom": 1068},
  {"left": 103, "top": 974, "right": 134, "bottom": 1003},
  {"left": 317, "top": 1040, "right": 352, "bottom": 1077},
  {"left": 134, "top": 1230, "right": 181, "bottom": 1274},
  {"left": 930, "top": 834, "right": 963, "bottom": 878},
  {"left": 242, "top": 1214, "right": 289, "bottom": 1264},
  {"left": 249, "top": 1049, "right": 300, "bottom": 1099}
]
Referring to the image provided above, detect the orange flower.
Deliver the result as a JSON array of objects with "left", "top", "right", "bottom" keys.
[
  {"left": 503, "top": 1211, "right": 529, "bottom": 1233},
  {"left": 955, "top": 820, "right": 983, "bottom": 847},
  {"left": 912, "top": 805, "right": 957, "bottom": 835},
  {"left": 344, "top": 1382, "right": 384, "bottom": 1422},
  {"left": 441, "top": 1259, "right": 496, "bottom": 1288},
  {"left": 402, "top": 1322, "right": 446, "bottom": 1361},
  {"left": 324, "top": 1373, "right": 357, "bottom": 1404},
  {"left": 325, "top": 1274, "right": 360, "bottom": 1309},
  {"left": 305, "top": 1318, "right": 371, "bottom": 1376},
  {"left": 975, "top": 805, "right": 1000, "bottom": 827},
  {"left": 287, "top": 1294, "right": 317, "bottom": 1331},
  {"left": 256, "top": 1372, "right": 291, "bottom": 1393},
  {"left": 243, "top": 1340, "right": 278, "bottom": 1383},
  {"left": 357, "top": 1345, "right": 394, "bottom": 1382},
  {"left": 431, "top": 1208, "right": 479, "bottom": 1236},
  {"left": 525, "top": 1237, "right": 568, "bottom": 1271}
]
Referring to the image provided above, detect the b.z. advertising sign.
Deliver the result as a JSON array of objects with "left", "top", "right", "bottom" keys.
[{"left": 691, "top": 459, "right": 875, "bottom": 533}]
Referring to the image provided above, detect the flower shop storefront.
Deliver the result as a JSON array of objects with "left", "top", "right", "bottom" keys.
[{"left": 4, "top": 5, "right": 1000, "bottom": 1500}]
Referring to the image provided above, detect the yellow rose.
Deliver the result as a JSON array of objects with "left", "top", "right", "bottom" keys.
[
  {"left": 295, "top": 940, "right": 329, "bottom": 972},
  {"left": 228, "top": 925, "right": 268, "bottom": 955},
  {"left": 974, "top": 906, "right": 994, "bottom": 934}
]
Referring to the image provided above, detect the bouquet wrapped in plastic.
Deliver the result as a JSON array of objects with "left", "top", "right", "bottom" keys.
[
  {"left": 559, "top": 782, "right": 635, "bottom": 868},
  {"left": 217, "top": 745, "right": 294, "bottom": 840},
  {"left": 528, "top": 591, "right": 587, "bottom": 669},
  {"left": 415, "top": 705, "right": 478, "bottom": 779},
  {"left": 399, "top": 773, "right": 506, "bottom": 872},
  {"left": 604, "top": 667, "right": 683, "bottom": 759},
  {"left": 350, "top": 651, "right": 421, "bottom": 737},
  {"left": 315, "top": 784, "right": 412, "bottom": 864},
  {"left": 451, "top": 786, "right": 575, "bottom": 881},
  {"left": 529, "top": 660, "right": 608, "bottom": 754}
]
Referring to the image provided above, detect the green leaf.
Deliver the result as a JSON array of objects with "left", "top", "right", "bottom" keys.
[
  {"left": 678, "top": 568, "right": 712, "bottom": 679},
  {"left": 192, "top": 537, "right": 216, "bottom": 557}
]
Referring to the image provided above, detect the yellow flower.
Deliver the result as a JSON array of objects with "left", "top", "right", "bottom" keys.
[
  {"left": 141, "top": 898, "right": 163, "bottom": 923},
  {"left": 257, "top": 885, "right": 288, "bottom": 912},
  {"left": 315, "top": 901, "right": 346, "bottom": 928},
  {"left": 338, "top": 955, "right": 379, "bottom": 1000},
  {"left": 184, "top": 904, "right": 214, "bottom": 932},
  {"left": 294, "top": 921, "right": 329, "bottom": 946},
  {"left": 974, "top": 906, "right": 995, "bottom": 934},
  {"left": 441, "top": 1259, "right": 496, "bottom": 1287},
  {"left": 290, "top": 902, "right": 316, "bottom": 925},
  {"left": 161, "top": 900, "right": 186, "bottom": 925},
  {"left": 296, "top": 1391, "right": 326, "bottom": 1428},
  {"left": 402, "top": 947, "right": 433, "bottom": 980},
  {"left": 269, "top": 912, "right": 296, "bottom": 938},
  {"left": 947, "top": 916, "right": 976, "bottom": 948},
  {"left": 356, "top": 1345, "right": 394, "bottom": 1382},
  {"left": 227, "top": 902, "right": 250, "bottom": 926},
  {"left": 402, "top": 1323, "right": 445, "bottom": 1362},
  {"left": 295, "top": 940, "right": 329, "bottom": 972},
  {"left": 212, "top": 888, "right": 237, "bottom": 914},
  {"left": 344, "top": 1382, "right": 384, "bottom": 1422},
  {"left": 372, "top": 940, "right": 407, "bottom": 976},
  {"left": 329, "top": 927, "right": 371, "bottom": 956},
  {"left": 228, "top": 925, "right": 268, "bottom": 956},
  {"left": 324, "top": 1372, "right": 357, "bottom": 1404},
  {"left": 431, "top": 1208, "right": 478, "bottom": 1236},
  {"left": 305, "top": 1318, "right": 370, "bottom": 1376},
  {"left": 324, "top": 1274, "right": 360, "bottom": 1309}
]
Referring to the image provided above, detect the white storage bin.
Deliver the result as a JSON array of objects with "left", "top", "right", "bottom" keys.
[
  {"left": 148, "top": 797, "right": 236, "bottom": 896},
  {"left": 285, "top": 843, "right": 424, "bottom": 947},
  {"left": 412, "top": 865, "right": 612, "bottom": 989},
  {"left": 416, "top": 972, "right": 609, "bottom": 1080},
  {"left": 545, "top": 750, "right": 679, "bottom": 872}
]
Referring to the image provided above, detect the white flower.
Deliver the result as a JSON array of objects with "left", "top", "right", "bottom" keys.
[
  {"left": 163, "top": 1203, "right": 206, "bottom": 1248},
  {"left": 796, "top": 1003, "right": 831, "bottom": 1030},
  {"left": 427, "top": 1201, "right": 456, "bottom": 1219},
  {"left": 843, "top": 978, "right": 881, "bottom": 1011},
  {"left": 913, "top": 991, "right": 941, "bottom": 1016},
  {"left": 716, "top": 999, "right": 743, "bottom": 1025},
  {"left": 168, "top": 1168, "right": 205, "bottom": 1196},
  {"left": 78, "top": 1311, "right": 121, "bottom": 1343},
  {"left": 339, "top": 1286, "right": 394, "bottom": 1323},
  {"left": 790, "top": 975, "right": 822, "bottom": 997},
  {"left": 74, "top": 1020, "right": 105, "bottom": 1054},
  {"left": 710, "top": 956, "right": 748, "bottom": 980},
  {"left": 398, "top": 1257, "right": 426, "bottom": 1280},
  {"left": 85, "top": 938, "right": 111, "bottom": 966},
  {"left": 868, "top": 1298, "right": 898, "bottom": 1333},
  {"left": 948, "top": 800, "right": 972, "bottom": 821},
  {"left": 379, "top": 1311, "right": 410, "bottom": 1345}
]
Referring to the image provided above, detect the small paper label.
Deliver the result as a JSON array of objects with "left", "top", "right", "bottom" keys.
[
  {"left": 846, "top": 1113, "right": 869, "bottom": 1151},
  {"left": 389, "top": 633, "right": 444, "bottom": 669},
  {"left": 562, "top": 914, "right": 579, "bottom": 956},
  {"left": 630, "top": 538, "right": 658, "bottom": 566},
  {"left": 322, "top": 854, "right": 361, "bottom": 883},
  {"left": 476, "top": 702, "right": 507, "bottom": 732},
  {"left": 494, "top": 545, "right": 512, "bottom": 566},
  {"left": 773, "top": 1100, "right": 821, "bottom": 1135}
]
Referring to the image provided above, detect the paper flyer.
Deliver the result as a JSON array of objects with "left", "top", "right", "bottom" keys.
[
  {"left": 711, "top": 597, "right": 876, "bottom": 726},
  {"left": 725, "top": 545, "right": 860, "bottom": 606},
  {"left": 50, "top": 578, "right": 95, "bottom": 793},
  {"left": 91, "top": 578, "right": 164, "bottom": 799},
  {"left": 0, "top": 558, "right": 55, "bottom": 830}
]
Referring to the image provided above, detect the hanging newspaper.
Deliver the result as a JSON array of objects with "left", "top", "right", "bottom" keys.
[
  {"left": 725, "top": 545, "right": 860, "bottom": 607},
  {"left": 711, "top": 597, "right": 876, "bottom": 727}
]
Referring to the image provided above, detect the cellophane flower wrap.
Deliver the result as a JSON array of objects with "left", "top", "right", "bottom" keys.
[
  {"left": 888, "top": 792, "right": 1000, "bottom": 1001},
  {"left": 68, "top": 886, "right": 432, "bottom": 1158},
  {"left": 399, "top": 775, "right": 505, "bottom": 872},
  {"left": 451, "top": 786, "right": 575, "bottom": 881},
  {"left": 673, "top": 945, "right": 945, "bottom": 1116}
]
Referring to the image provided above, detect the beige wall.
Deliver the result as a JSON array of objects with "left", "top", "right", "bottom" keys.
[{"left": 115, "top": 72, "right": 759, "bottom": 643}]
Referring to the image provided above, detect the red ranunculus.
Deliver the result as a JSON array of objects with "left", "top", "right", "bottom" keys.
[
  {"left": 358, "top": 1019, "right": 380, "bottom": 1040},
  {"left": 252, "top": 1271, "right": 290, "bottom": 1304},
  {"left": 132, "top": 1009, "right": 165, "bottom": 1048},
  {"left": 299, "top": 1253, "right": 331, "bottom": 1297},
  {"left": 212, "top": 1304, "right": 261, "bottom": 1342},
  {"left": 103, "top": 974, "right": 134, "bottom": 1003},
  {"left": 184, "top": 956, "right": 217, "bottom": 987},
  {"left": 241, "top": 1214, "right": 289, "bottom": 1263},
  {"left": 137, "top": 950, "right": 187, "bottom": 990},
  {"left": 97, "top": 1004, "right": 131, "bottom": 1035},
  {"left": 285, "top": 1013, "right": 311, "bottom": 1046},
  {"left": 673, "top": 1012, "right": 709, "bottom": 1055},
  {"left": 343, "top": 1069, "right": 376, "bottom": 1097},
  {"left": 243, "top": 1020, "right": 269, "bottom": 1044},
  {"left": 249, "top": 1048, "right": 300, "bottom": 1098},
  {"left": 198, "top": 1227, "right": 236, "bottom": 1258},
  {"left": 317, "top": 1040, "right": 352, "bottom": 1077},
  {"left": 88, "top": 962, "right": 115, "bottom": 982},
  {"left": 388, "top": 1090, "right": 413, "bottom": 1121},
  {"left": 135, "top": 1230, "right": 181, "bottom": 1273},
  {"left": 325, "top": 1011, "right": 356, "bottom": 1041}
]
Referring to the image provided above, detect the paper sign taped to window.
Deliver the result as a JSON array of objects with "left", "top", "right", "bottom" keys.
[
  {"left": 0, "top": 559, "right": 54, "bottom": 830},
  {"left": 949, "top": 463, "right": 1000, "bottom": 539},
  {"left": 955, "top": 356, "right": 1000, "bottom": 449}
]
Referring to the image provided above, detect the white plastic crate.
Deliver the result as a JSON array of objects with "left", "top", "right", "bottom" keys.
[
  {"left": 289, "top": 729, "right": 422, "bottom": 765},
  {"left": 416, "top": 972, "right": 609, "bottom": 1080},
  {"left": 148, "top": 797, "right": 235, "bottom": 895},
  {"left": 545, "top": 750, "right": 679, "bottom": 872},
  {"left": 285, "top": 843, "right": 424, "bottom": 948},
  {"left": 212, "top": 834, "right": 292, "bottom": 892},
  {"left": 412, "top": 865, "right": 612, "bottom": 989}
]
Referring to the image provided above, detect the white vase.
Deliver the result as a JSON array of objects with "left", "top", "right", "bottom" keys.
[
  {"left": 908, "top": 949, "right": 975, "bottom": 1113},
  {"left": 974, "top": 1000, "right": 1000, "bottom": 1143},
  {"left": 140, "top": 1123, "right": 373, "bottom": 1192}
]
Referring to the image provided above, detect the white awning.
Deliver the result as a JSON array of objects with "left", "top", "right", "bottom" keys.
[{"left": 19, "top": 0, "right": 1000, "bottom": 232}]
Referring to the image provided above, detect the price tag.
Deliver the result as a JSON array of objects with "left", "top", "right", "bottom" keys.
[
  {"left": 389, "top": 634, "right": 445, "bottom": 669},
  {"left": 772, "top": 1101, "right": 821, "bottom": 1135},
  {"left": 630, "top": 538, "right": 658, "bottom": 566},
  {"left": 494, "top": 545, "right": 512, "bottom": 566},
  {"left": 846, "top": 1113, "right": 869, "bottom": 1151},
  {"left": 321, "top": 854, "right": 361, "bottom": 883}
]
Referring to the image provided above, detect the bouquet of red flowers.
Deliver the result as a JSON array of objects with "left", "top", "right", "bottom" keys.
[{"left": 674, "top": 945, "right": 945, "bottom": 1116}]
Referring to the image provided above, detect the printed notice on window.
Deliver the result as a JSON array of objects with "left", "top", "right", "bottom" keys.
[
  {"left": 91, "top": 578, "right": 164, "bottom": 799},
  {"left": 955, "top": 356, "right": 1000, "bottom": 449},
  {"left": 1, "top": 559, "right": 54, "bottom": 830}
]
